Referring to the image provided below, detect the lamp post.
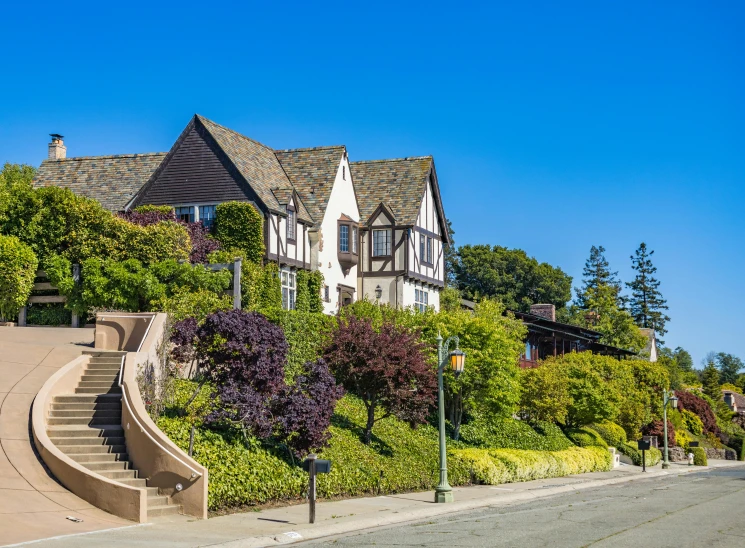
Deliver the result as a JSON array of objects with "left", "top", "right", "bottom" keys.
[
  {"left": 662, "top": 388, "right": 678, "bottom": 469},
  {"left": 435, "top": 333, "right": 465, "bottom": 503}
]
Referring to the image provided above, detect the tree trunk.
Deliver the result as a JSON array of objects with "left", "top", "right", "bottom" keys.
[{"left": 363, "top": 402, "right": 376, "bottom": 445}]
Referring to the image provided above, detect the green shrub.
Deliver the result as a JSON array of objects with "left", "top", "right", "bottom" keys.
[
  {"left": 691, "top": 446, "right": 707, "bottom": 466},
  {"left": 682, "top": 409, "right": 704, "bottom": 435},
  {"left": 294, "top": 270, "right": 324, "bottom": 314},
  {"left": 213, "top": 202, "right": 264, "bottom": 264},
  {"left": 452, "top": 446, "right": 612, "bottom": 485},
  {"left": 157, "top": 287, "right": 233, "bottom": 324},
  {"left": 0, "top": 235, "right": 38, "bottom": 320},
  {"left": 592, "top": 421, "right": 627, "bottom": 447},
  {"left": 618, "top": 442, "right": 662, "bottom": 466},
  {"left": 208, "top": 250, "right": 282, "bottom": 314},
  {"left": 25, "top": 303, "right": 71, "bottom": 326},
  {"left": 276, "top": 311, "right": 335, "bottom": 381},
  {"left": 564, "top": 427, "right": 608, "bottom": 448},
  {"left": 134, "top": 204, "right": 174, "bottom": 215},
  {"left": 459, "top": 417, "right": 573, "bottom": 451}
]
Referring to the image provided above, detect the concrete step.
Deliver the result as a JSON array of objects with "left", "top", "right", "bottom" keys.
[
  {"left": 81, "top": 374, "right": 119, "bottom": 382},
  {"left": 119, "top": 478, "right": 147, "bottom": 488},
  {"left": 51, "top": 402, "right": 121, "bottom": 411},
  {"left": 147, "top": 495, "right": 170, "bottom": 506},
  {"left": 86, "top": 363, "right": 122, "bottom": 371},
  {"left": 50, "top": 436, "right": 126, "bottom": 446},
  {"left": 50, "top": 409, "right": 121, "bottom": 418},
  {"left": 59, "top": 444, "right": 127, "bottom": 454},
  {"left": 145, "top": 486, "right": 159, "bottom": 496},
  {"left": 47, "top": 416, "right": 122, "bottom": 426},
  {"left": 78, "top": 381, "right": 118, "bottom": 389},
  {"left": 69, "top": 452, "right": 129, "bottom": 463},
  {"left": 76, "top": 386, "right": 122, "bottom": 394},
  {"left": 83, "top": 460, "right": 133, "bottom": 471},
  {"left": 47, "top": 425, "right": 123, "bottom": 437},
  {"left": 53, "top": 394, "right": 122, "bottom": 404},
  {"left": 148, "top": 504, "right": 181, "bottom": 518},
  {"left": 97, "top": 469, "right": 138, "bottom": 480}
]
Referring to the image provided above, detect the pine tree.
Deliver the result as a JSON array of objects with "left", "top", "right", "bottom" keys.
[
  {"left": 701, "top": 360, "right": 721, "bottom": 402},
  {"left": 626, "top": 243, "right": 670, "bottom": 341},
  {"left": 574, "top": 245, "right": 624, "bottom": 309}
]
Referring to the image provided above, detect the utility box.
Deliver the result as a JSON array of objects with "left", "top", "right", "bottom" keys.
[
  {"left": 637, "top": 439, "right": 651, "bottom": 451},
  {"left": 302, "top": 459, "right": 331, "bottom": 474},
  {"left": 689, "top": 441, "right": 699, "bottom": 448}
]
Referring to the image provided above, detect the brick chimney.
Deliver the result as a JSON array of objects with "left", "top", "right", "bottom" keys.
[
  {"left": 48, "top": 134, "right": 66, "bottom": 160},
  {"left": 530, "top": 304, "right": 555, "bottom": 322}
]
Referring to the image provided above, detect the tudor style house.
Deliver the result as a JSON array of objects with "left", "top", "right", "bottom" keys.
[{"left": 33, "top": 115, "right": 448, "bottom": 312}]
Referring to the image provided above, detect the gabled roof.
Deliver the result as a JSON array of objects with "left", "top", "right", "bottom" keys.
[
  {"left": 33, "top": 153, "right": 166, "bottom": 212},
  {"left": 350, "top": 157, "right": 449, "bottom": 243},
  {"left": 275, "top": 146, "right": 346, "bottom": 226},
  {"left": 194, "top": 115, "right": 313, "bottom": 223}
]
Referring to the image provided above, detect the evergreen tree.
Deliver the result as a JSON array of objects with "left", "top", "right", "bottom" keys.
[
  {"left": 574, "top": 245, "right": 624, "bottom": 309},
  {"left": 715, "top": 352, "right": 744, "bottom": 385},
  {"left": 444, "top": 218, "right": 457, "bottom": 287},
  {"left": 701, "top": 358, "right": 721, "bottom": 402},
  {"left": 673, "top": 347, "right": 694, "bottom": 372},
  {"left": 626, "top": 243, "right": 670, "bottom": 341}
]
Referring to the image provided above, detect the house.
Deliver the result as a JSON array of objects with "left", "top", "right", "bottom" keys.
[
  {"left": 639, "top": 328, "right": 658, "bottom": 362},
  {"left": 351, "top": 157, "right": 450, "bottom": 311},
  {"left": 723, "top": 390, "right": 745, "bottom": 415},
  {"left": 32, "top": 115, "right": 448, "bottom": 313}
]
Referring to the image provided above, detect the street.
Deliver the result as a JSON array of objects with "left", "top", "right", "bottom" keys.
[{"left": 301, "top": 466, "right": 745, "bottom": 548}]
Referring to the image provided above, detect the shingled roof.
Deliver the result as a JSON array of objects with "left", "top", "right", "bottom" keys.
[
  {"left": 275, "top": 146, "right": 346, "bottom": 225},
  {"left": 195, "top": 116, "right": 313, "bottom": 223},
  {"left": 350, "top": 156, "right": 435, "bottom": 227},
  {"left": 33, "top": 153, "right": 166, "bottom": 212}
]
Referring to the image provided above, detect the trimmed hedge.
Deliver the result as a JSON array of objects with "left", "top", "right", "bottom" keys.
[
  {"left": 618, "top": 442, "right": 661, "bottom": 466},
  {"left": 459, "top": 417, "right": 574, "bottom": 451},
  {"left": 452, "top": 446, "right": 613, "bottom": 485},
  {"left": 0, "top": 234, "right": 38, "bottom": 320},
  {"left": 564, "top": 427, "right": 608, "bottom": 448},
  {"left": 691, "top": 446, "right": 707, "bottom": 466},
  {"left": 213, "top": 202, "right": 264, "bottom": 264},
  {"left": 592, "top": 421, "right": 627, "bottom": 448}
]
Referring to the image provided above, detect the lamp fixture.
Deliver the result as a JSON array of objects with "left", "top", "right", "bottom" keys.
[
  {"left": 449, "top": 349, "right": 465, "bottom": 378},
  {"left": 375, "top": 285, "right": 382, "bottom": 299}
]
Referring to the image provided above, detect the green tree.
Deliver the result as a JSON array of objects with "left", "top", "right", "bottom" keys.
[
  {"left": 0, "top": 235, "right": 38, "bottom": 321},
  {"left": 715, "top": 352, "right": 744, "bottom": 385},
  {"left": 673, "top": 347, "right": 694, "bottom": 372},
  {"left": 701, "top": 358, "right": 721, "bottom": 401},
  {"left": 567, "top": 283, "right": 647, "bottom": 352},
  {"left": 452, "top": 245, "right": 572, "bottom": 312},
  {"left": 626, "top": 243, "right": 670, "bottom": 342},
  {"left": 574, "top": 245, "right": 624, "bottom": 309},
  {"left": 444, "top": 218, "right": 457, "bottom": 287}
]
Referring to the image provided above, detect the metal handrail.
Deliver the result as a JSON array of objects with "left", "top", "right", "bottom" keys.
[{"left": 117, "top": 356, "right": 203, "bottom": 478}]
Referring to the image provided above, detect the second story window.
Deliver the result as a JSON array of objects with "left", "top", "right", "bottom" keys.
[
  {"left": 175, "top": 206, "right": 194, "bottom": 223},
  {"left": 286, "top": 206, "right": 296, "bottom": 241},
  {"left": 373, "top": 229, "right": 391, "bottom": 257},
  {"left": 281, "top": 268, "right": 296, "bottom": 310},
  {"left": 339, "top": 225, "right": 349, "bottom": 253},
  {"left": 427, "top": 237, "right": 433, "bottom": 264}
]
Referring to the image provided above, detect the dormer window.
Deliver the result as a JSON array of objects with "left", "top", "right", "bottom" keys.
[
  {"left": 286, "top": 206, "right": 296, "bottom": 242},
  {"left": 373, "top": 229, "right": 391, "bottom": 257}
]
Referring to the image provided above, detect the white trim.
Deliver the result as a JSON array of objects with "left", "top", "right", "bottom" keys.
[{"left": 118, "top": 356, "right": 203, "bottom": 478}]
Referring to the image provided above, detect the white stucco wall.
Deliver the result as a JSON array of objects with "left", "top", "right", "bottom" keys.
[
  {"left": 411, "top": 179, "right": 444, "bottom": 284},
  {"left": 401, "top": 278, "right": 440, "bottom": 311},
  {"left": 318, "top": 153, "right": 360, "bottom": 315}
]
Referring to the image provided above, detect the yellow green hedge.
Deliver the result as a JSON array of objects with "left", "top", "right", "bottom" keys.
[{"left": 450, "top": 446, "right": 613, "bottom": 485}]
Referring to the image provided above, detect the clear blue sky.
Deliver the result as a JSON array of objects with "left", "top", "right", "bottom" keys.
[{"left": 1, "top": 1, "right": 743, "bottom": 367}]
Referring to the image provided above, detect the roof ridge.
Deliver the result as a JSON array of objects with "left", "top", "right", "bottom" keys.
[
  {"left": 351, "top": 155, "right": 432, "bottom": 165},
  {"left": 275, "top": 145, "right": 346, "bottom": 153},
  {"left": 195, "top": 114, "right": 276, "bottom": 153},
  {"left": 44, "top": 152, "right": 166, "bottom": 162}
]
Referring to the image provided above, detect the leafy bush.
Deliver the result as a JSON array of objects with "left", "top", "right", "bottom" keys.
[
  {"left": 294, "top": 270, "right": 324, "bottom": 314},
  {"left": 208, "top": 250, "right": 282, "bottom": 314},
  {"left": 157, "top": 287, "right": 233, "bottom": 324},
  {"left": 642, "top": 419, "right": 676, "bottom": 449},
  {"left": 676, "top": 391, "right": 719, "bottom": 435},
  {"left": 452, "top": 446, "right": 612, "bottom": 485},
  {"left": 459, "top": 417, "right": 573, "bottom": 451},
  {"left": 591, "top": 421, "right": 627, "bottom": 448},
  {"left": 0, "top": 235, "right": 38, "bottom": 320},
  {"left": 25, "top": 303, "right": 71, "bottom": 326},
  {"left": 691, "top": 446, "right": 707, "bottom": 466},
  {"left": 682, "top": 409, "right": 704, "bottom": 435},
  {"left": 564, "top": 427, "right": 608, "bottom": 448},
  {"left": 213, "top": 202, "right": 264, "bottom": 264},
  {"left": 675, "top": 430, "right": 693, "bottom": 450},
  {"left": 618, "top": 442, "right": 662, "bottom": 466},
  {"left": 276, "top": 311, "right": 335, "bottom": 382}
]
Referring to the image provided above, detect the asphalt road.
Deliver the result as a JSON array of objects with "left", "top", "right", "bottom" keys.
[{"left": 300, "top": 466, "right": 745, "bottom": 548}]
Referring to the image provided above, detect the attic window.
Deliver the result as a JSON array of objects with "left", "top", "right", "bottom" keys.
[
  {"left": 286, "top": 206, "right": 296, "bottom": 242},
  {"left": 342, "top": 166, "right": 346, "bottom": 180}
]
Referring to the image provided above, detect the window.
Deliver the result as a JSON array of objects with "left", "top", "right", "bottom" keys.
[
  {"left": 352, "top": 226, "right": 358, "bottom": 254},
  {"left": 198, "top": 205, "right": 216, "bottom": 229},
  {"left": 342, "top": 165, "right": 346, "bottom": 180},
  {"left": 426, "top": 237, "right": 433, "bottom": 264},
  {"left": 372, "top": 229, "right": 391, "bottom": 257},
  {"left": 339, "top": 225, "right": 349, "bottom": 253},
  {"left": 324, "top": 285, "right": 330, "bottom": 303},
  {"left": 286, "top": 207, "right": 296, "bottom": 241},
  {"left": 415, "top": 288, "right": 429, "bottom": 313},
  {"left": 175, "top": 206, "right": 194, "bottom": 223},
  {"left": 281, "top": 268, "right": 296, "bottom": 310},
  {"left": 420, "top": 234, "right": 425, "bottom": 261}
]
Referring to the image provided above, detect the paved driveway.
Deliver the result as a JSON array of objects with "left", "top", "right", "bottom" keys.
[{"left": 0, "top": 327, "right": 132, "bottom": 547}]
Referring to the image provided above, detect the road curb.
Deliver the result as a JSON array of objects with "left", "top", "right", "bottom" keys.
[{"left": 215, "top": 465, "right": 709, "bottom": 547}]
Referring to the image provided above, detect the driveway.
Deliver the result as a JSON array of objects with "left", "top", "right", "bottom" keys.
[{"left": 0, "top": 327, "right": 132, "bottom": 547}]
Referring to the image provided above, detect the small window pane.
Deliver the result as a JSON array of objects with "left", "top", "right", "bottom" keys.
[
  {"left": 420, "top": 234, "right": 425, "bottom": 260},
  {"left": 175, "top": 206, "right": 194, "bottom": 223},
  {"left": 339, "top": 225, "right": 349, "bottom": 253}
]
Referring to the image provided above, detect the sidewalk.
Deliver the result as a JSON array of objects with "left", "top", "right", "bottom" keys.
[{"left": 9, "top": 459, "right": 743, "bottom": 548}]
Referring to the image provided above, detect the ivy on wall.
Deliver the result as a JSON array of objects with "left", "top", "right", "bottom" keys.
[{"left": 213, "top": 202, "right": 265, "bottom": 264}]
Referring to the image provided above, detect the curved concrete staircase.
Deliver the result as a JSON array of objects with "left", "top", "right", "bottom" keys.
[{"left": 46, "top": 354, "right": 180, "bottom": 518}]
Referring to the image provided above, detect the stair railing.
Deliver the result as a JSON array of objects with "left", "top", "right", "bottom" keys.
[{"left": 118, "top": 355, "right": 203, "bottom": 478}]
